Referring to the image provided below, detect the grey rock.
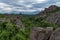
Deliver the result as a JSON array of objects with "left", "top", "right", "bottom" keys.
[
  {"left": 43, "top": 27, "right": 53, "bottom": 40},
  {"left": 30, "top": 27, "right": 54, "bottom": 40},
  {"left": 30, "top": 27, "right": 45, "bottom": 40},
  {"left": 10, "top": 18, "right": 25, "bottom": 30},
  {"left": 16, "top": 20, "right": 25, "bottom": 30},
  {"left": 49, "top": 28, "right": 60, "bottom": 40}
]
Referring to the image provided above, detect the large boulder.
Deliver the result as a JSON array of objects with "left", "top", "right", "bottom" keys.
[
  {"left": 43, "top": 27, "right": 53, "bottom": 40},
  {"left": 49, "top": 28, "right": 60, "bottom": 40},
  {"left": 30, "top": 27, "right": 53, "bottom": 40},
  {"left": 30, "top": 27, "right": 45, "bottom": 40}
]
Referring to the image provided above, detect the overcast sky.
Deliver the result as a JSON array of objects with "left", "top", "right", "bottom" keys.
[{"left": 0, "top": 0, "right": 60, "bottom": 14}]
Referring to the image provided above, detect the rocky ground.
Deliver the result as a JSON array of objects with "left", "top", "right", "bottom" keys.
[
  {"left": 30, "top": 27, "right": 60, "bottom": 40},
  {"left": 35, "top": 5, "right": 60, "bottom": 25}
]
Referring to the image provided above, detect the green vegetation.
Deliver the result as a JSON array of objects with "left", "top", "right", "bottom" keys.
[
  {"left": 0, "top": 6, "right": 60, "bottom": 40},
  {"left": 21, "top": 16, "right": 58, "bottom": 40},
  {"left": 0, "top": 15, "right": 58, "bottom": 40},
  {"left": 56, "top": 7, "right": 60, "bottom": 12},
  {"left": 0, "top": 21, "right": 26, "bottom": 40}
]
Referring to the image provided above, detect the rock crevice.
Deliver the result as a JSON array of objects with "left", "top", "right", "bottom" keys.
[{"left": 30, "top": 27, "right": 60, "bottom": 40}]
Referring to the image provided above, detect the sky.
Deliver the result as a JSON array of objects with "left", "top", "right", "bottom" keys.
[{"left": 0, "top": 0, "right": 60, "bottom": 14}]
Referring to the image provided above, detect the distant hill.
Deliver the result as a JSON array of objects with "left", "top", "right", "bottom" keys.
[{"left": 35, "top": 5, "right": 60, "bottom": 25}]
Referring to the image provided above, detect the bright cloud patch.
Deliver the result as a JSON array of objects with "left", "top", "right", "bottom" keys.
[
  {"left": 36, "top": 0, "right": 46, "bottom": 3},
  {"left": 0, "top": 3, "right": 13, "bottom": 13},
  {"left": 15, "top": 9, "right": 37, "bottom": 12},
  {"left": 0, "top": 3, "right": 10, "bottom": 7}
]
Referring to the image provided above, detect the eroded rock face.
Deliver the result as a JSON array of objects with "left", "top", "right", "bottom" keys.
[
  {"left": 10, "top": 18, "right": 25, "bottom": 30},
  {"left": 44, "top": 5, "right": 57, "bottom": 13},
  {"left": 35, "top": 5, "right": 60, "bottom": 24},
  {"left": 49, "top": 28, "right": 60, "bottom": 40},
  {"left": 46, "top": 12, "right": 60, "bottom": 24},
  {"left": 43, "top": 27, "right": 53, "bottom": 40},
  {"left": 30, "top": 27, "right": 53, "bottom": 40},
  {"left": 15, "top": 19, "right": 25, "bottom": 30},
  {"left": 30, "top": 27, "right": 60, "bottom": 40},
  {"left": 30, "top": 27, "right": 45, "bottom": 40}
]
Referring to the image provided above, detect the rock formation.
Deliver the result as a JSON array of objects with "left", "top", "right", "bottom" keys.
[
  {"left": 35, "top": 5, "right": 60, "bottom": 25},
  {"left": 46, "top": 12, "right": 60, "bottom": 24},
  {"left": 49, "top": 28, "right": 60, "bottom": 40},
  {"left": 30, "top": 27, "right": 45, "bottom": 40},
  {"left": 0, "top": 14, "right": 25, "bottom": 30},
  {"left": 30, "top": 27, "right": 53, "bottom": 40},
  {"left": 30, "top": 27, "right": 60, "bottom": 40},
  {"left": 44, "top": 5, "right": 57, "bottom": 13}
]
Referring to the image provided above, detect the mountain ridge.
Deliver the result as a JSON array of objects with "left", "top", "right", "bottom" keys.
[{"left": 35, "top": 5, "right": 60, "bottom": 25}]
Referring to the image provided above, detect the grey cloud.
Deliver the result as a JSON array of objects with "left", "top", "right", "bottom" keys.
[{"left": 0, "top": 0, "right": 60, "bottom": 14}]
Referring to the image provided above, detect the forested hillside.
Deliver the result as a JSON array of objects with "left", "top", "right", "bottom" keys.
[{"left": 0, "top": 5, "right": 60, "bottom": 40}]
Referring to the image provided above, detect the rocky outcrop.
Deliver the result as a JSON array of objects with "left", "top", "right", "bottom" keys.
[
  {"left": 9, "top": 15, "right": 25, "bottom": 30},
  {"left": 35, "top": 5, "right": 60, "bottom": 25},
  {"left": 12, "top": 18, "right": 25, "bottom": 30},
  {"left": 46, "top": 11, "right": 60, "bottom": 24},
  {"left": 30, "top": 27, "right": 60, "bottom": 40},
  {"left": 35, "top": 5, "right": 58, "bottom": 19},
  {"left": 49, "top": 28, "right": 60, "bottom": 40},
  {"left": 30, "top": 27, "right": 45, "bottom": 40},
  {"left": 43, "top": 27, "right": 53, "bottom": 40},
  {"left": 0, "top": 14, "right": 25, "bottom": 30},
  {"left": 30, "top": 27, "right": 53, "bottom": 40},
  {"left": 44, "top": 5, "right": 57, "bottom": 13}
]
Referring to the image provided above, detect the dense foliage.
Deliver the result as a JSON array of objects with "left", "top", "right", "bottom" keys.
[
  {"left": 0, "top": 16, "right": 58, "bottom": 40},
  {"left": 21, "top": 16, "right": 58, "bottom": 40},
  {"left": 0, "top": 6, "right": 60, "bottom": 40},
  {"left": 0, "top": 21, "right": 26, "bottom": 40}
]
